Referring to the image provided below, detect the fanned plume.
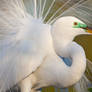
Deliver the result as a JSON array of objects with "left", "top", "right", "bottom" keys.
[
  {"left": 0, "top": 0, "right": 92, "bottom": 92},
  {"left": 0, "top": 0, "right": 39, "bottom": 91}
]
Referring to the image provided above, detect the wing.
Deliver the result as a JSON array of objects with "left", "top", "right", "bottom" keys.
[{"left": 0, "top": 0, "right": 51, "bottom": 91}]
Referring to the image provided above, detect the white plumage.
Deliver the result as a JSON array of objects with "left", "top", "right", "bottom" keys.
[
  {"left": 0, "top": 0, "right": 91, "bottom": 92},
  {"left": 0, "top": 0, "right": 51, "bottom": 91},
  {"left": 27, "top": 16, "right": 87, "bottom": 90}
]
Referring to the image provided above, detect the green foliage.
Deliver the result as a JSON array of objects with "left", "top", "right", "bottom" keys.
[
  {"left": 68, "top": 87, "right": 76, "bottom": 92},
  {"left": 42, "top": 87, "right": 55, "bottom": 92},
  {"left": 88, "top": 88, "right": 92, "bottom": 92}
]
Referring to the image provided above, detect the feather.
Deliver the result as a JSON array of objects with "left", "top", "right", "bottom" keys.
[
  {"left": 0, "top": 0, "right": 92, "bottom": 91},
  {"left": 0, "top": 0, "right": 51, "bottom": 91}
]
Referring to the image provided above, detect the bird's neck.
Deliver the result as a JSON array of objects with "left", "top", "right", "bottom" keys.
[
  {"left": 52, "top": 35, "right": 74, "bottom": 57},
  {"left": 31, "top": 42, "right": 86, "bottom": 88},
  {"left": 51, "top": 31, "right": 86, "bottom": 87},
  {"left": 57, "top": 42, "right": 86, "bottom": 87}
]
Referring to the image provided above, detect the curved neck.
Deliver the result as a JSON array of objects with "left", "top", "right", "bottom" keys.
[
  {"left": 57, "top": 42, "right": 86, "bottom": 87},
  {"left": 51, "top": 35, "right": 74, "bottom": 57},
  {"left": 32, "top": 42, "right": 86, "bottom": 88}
]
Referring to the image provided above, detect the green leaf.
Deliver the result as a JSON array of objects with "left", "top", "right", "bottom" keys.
[{"left": 88, "top": 88, "right": 92, "bottom": 92}]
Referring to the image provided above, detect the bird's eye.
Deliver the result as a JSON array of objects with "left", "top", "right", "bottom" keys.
[
  {"left": 73, "top": 22, "right": 87, "bottom": 29},
  {"left": 73, "top": 22, "right": 80, "bottom": 28},
  {"left": 74, "top": 22, "right": 78, "bottom": 26}
]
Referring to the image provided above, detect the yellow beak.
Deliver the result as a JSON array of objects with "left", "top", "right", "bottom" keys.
[
  {"left": 86, "top": 27, "right": 92, "bottom": 33},
  {"left": 87, "top": 29, "right": 92, "bottom": 33}
]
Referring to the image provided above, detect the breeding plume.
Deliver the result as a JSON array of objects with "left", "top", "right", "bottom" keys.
[{"left": 0, "top": 0, "right": 92, "bottom": 92}]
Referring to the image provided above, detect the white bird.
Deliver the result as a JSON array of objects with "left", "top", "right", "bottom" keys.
[
  {"left": 0, "top": 0, "right": 92, "bottom": 92},
  {"left": 22, "top": 16, "right": 92, "bottom": 92}
]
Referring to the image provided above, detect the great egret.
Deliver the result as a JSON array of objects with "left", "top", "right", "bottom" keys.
[
  {"left": 20, "top": 16, "right": 92, "bottom": 92},
  {"left": 0, "top": 0, "right": 92, "bottom": 92}
]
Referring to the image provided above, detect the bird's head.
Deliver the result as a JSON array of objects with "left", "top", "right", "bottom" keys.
[
  {"left": 52, "top": 16, "right": 92, "bottom": 39},
  {"left": 51, "top": 16, "right": 92, "bottom": 56}
]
